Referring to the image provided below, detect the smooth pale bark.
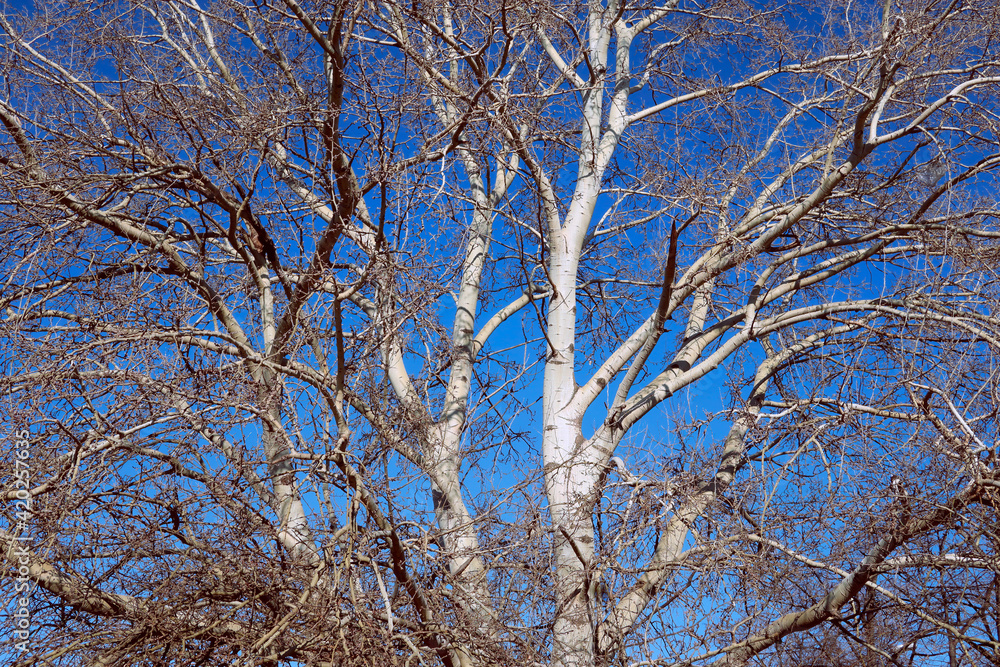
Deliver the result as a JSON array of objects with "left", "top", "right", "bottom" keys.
[
  {"left": 540, "top": 4, "right": 623, "bottom": 662},
  {"left": 4, "top": 1, "right": 999, "bottom": 665},
  {"left": 430, "top": 150, "right": 516, "bottom": 644},
  {"left": 544, "top": 237, "right": 598, "bottom": 667},
  {"left": 597, "top": 342, "right": 769, "bottom": 653}
]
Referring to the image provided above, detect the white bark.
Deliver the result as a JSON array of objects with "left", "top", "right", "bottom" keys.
[{"left": 4, "top": 1, "right": 1000, "bottom": 665}]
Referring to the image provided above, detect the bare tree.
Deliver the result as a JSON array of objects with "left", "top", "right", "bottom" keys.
[{"left": 2, "top": 0, "right": 1000, "bottom": 666}]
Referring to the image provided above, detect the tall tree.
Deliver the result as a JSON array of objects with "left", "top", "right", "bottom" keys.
[{"left": 2, "top": 0, "right": 1000, "bottom": 665}]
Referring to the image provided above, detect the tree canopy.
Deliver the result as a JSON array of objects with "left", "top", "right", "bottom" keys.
[{"left": 2, "top": 0, "right": 1000, "bottom": 665}]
